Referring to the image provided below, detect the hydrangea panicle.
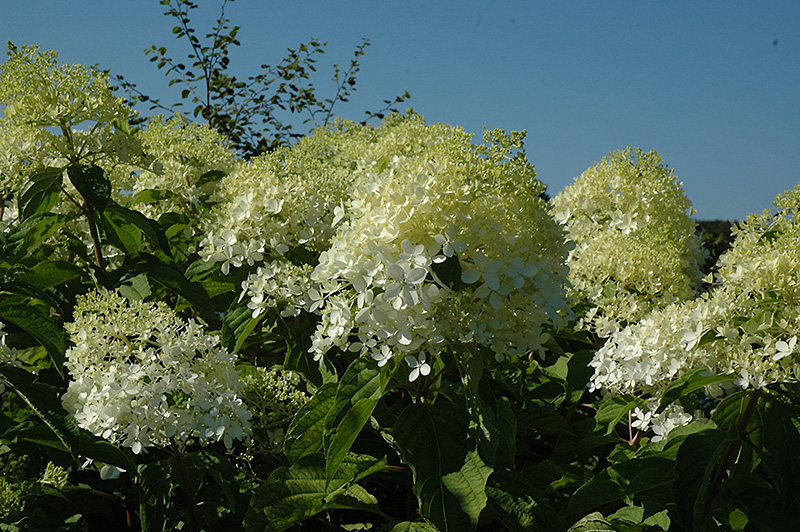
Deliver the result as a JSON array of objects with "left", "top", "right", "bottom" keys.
[
  {"left": 552, "top": 147, "right": 704, "bottom": 332},
  {"left": 62, "top": 289, "right": 252, "bottom": 453}
]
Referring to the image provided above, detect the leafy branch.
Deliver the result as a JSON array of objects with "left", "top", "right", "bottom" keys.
[{"left": 113, "top": 0, "right": 409, "bottom": 158}]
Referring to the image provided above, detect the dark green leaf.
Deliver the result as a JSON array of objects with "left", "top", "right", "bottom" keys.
[
  {"left": 197, "top": 169, "right": 225, "bottom": 188},
  {"left": 324, "top": 354, "right": 389, "bottom": 485},
  {"left": 139, "top": 461, "right": 172, "bottom": 532},
  {"left": 0, "top": 366, "right": 80, "bottom": 459},
  {"left": 595, "top": 395, "right": 645, "bottom": 436},
  {"left": 564, "top": 457, "right": 676, "bottom": 522},
  {"left": 67, "top": 163, "right": 112, "bottom": 213},
  {"left": 134, "top": 261, "right": 217, "bottom": 327},
  {"left": 19, "top": 167, "right": 63, "bottom": 220},
  {"left": 103, "top": 202, "right": 171, "bottom": 256},
  {"left": 658, "top": 368, "right": 735, "bottom": 413},
  {"left": 567, "top": 512, "right": 617, "bottom": 532},
  {"left": 221, "top": 302, "right": 261, "bottom": 353},
  {"left": 672, "top": 429, "right": 730, "bottom": 530},
  {"left": 385, "top": 522, "right": 439, "bottom": 532},
  {"left": 394, "top": 402, "right": 492, "bottom": 531},
  {"left": 0, "top": 303, "right": 66, "bottom": 371},
  {"left": 4, "top": 212, "right": 69, "bottom": 260},
  {"left": 485, "top": 470, "right": 562, "bottom": 531},
  {"left": 244, "top": 453, "right": 387, "bottom": 532},
  {"left": 128, "top": 188, "right": 177, "bottom": 205},
  {"left": 284, "top": 383, "right": 337, "bottom": 463},
  {"left": 185, "top": 450, "right": 238, "bottom": 511},
  {"left": 19, "top": 260, "right": 86, "bottom": 288}
]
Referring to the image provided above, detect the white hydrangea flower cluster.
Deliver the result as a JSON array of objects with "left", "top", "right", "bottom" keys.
[
  {"left": 0, "top": 123, "right": 37, "bottom": 197},
  {"left": 631, "top": 400, "right": 698, "bottom": 442},
  {"left": 0, "top": 44, "right": 131, "bottom": 165},
  {"left": 199, "top": 120, "right": 376, "bottom": 273},
  {"left": 307, "top": 117, "right": 571, "bottom": 369},
  {"left": 551, "top": 147, "right": 704, "bottom": 333},
  {"left": 61, "top": 289, "right": 252, "bottom": 454},
  {"left": 590, "top": 183, "right": 800, "bottom": 437},
  {"left": 240, "top": 261, "right": 316, "bottom": 318},
  {"left": 200, "top": 115, "right": 571, "bottom": 373},
  {"left": 120, "top": 114, "right": 238, "bottom": 219}
]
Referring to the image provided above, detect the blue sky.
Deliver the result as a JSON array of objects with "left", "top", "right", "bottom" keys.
[{"left": 3, "top": 1, "right": 799, "bottom": 220}]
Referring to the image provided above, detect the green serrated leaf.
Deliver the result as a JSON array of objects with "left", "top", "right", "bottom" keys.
[
  {"left": 184, "top": 450, "right": 238, "bottom": 511},
  {"left": 385, "top": 521, "right": 440, "bottom": 532},
  {"left": 244, "top": 453, "right": 387, "bottom": 532},
  {"left": 658, "top": 368, "right": 735, "bottom": 413},
  {"left": 0, "top": 367, "right": 80, "bottom": 459},
  {"left": 136, "top": 261, "right": 217, "bottom": 327},
  {"left": 222, "top": 302, "right": 260, "bottom": 353},
  {"left": 564, "top": 457, "right": 675, "bottom": 522},
  {"left": 284, "top": 383, "right": 337, "bottom": 463},
  {"left": 118, "top": 273, "right": 152, "bottom": 301},
  {"left": 672, "top": 429, "right": 729, "bottom": 530},
  {"left": 485, "top": 470, "right": 562, "bottom": 531},
  {"left": 197, "top": 169, "right": 225, "bottom": 188},
  {"left": 0, "top": 303, "right": 66, "bottom": 372},
  {"left": 595, "top": 395, "right": 646, "bottom": 436},
  {"left": 5, "top": 212, "right": 69, "bottom": 260},
  {"left": 324, "top": 355, "right": 389, "bottom": 485},
  {"left": 567, "top": 512, "right": 617, "bottom": 532},
  {"left": 102, "top": 202, "right": 171, "bottom": 256},
  {"left": 19, "top": 260, "right": 86, "bottom": 288},
  {"left": 394, "top": 402, "right": 492, "bottom": 531},
  {"left": 128, "top": 188, "right": 177, "bottom": 205},
  {"left": 139, "top": 461, "right": 172, "bottom": 532}
]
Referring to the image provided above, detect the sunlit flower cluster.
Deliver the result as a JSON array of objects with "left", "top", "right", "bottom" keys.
[
  {"left": 199, "top": 120, "right": 376, "bottom": 273},
  {"left": 551, "top": 147, "right": 704, "bottom": 333},
  {"left": 120, "top": 114, "right": 237, "bottom": 218},
  {"left": 590, "top": 183, "right": 800, "bottom": 436},
  {"left": 307, "top": 116, "right": 571, "bottom": 369},
  {"left": 61, "top": 289, "right": 252, "bottom": 454},
  {"left": 0, "top": 43, "right": 131, "bottom": 164}
]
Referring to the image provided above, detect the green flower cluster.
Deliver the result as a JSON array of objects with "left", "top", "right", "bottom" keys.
[
  {"left": 0, "top": 43, "right": 131, "bottom": 172},
  {"left": 551, "top": 146, "right": 704, "bottom": 334}
]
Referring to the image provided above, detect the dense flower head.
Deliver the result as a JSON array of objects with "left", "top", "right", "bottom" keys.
[
  {"left": 62, "top": 289, "right": 252, "bottom": 454},
  {"left": 199, "top": 119, "right": 376, "bottom": 274},
  {"left": 306, "top": 115, "right": 571, "bottom": 366},
  {"left": 120, "top": 114, "right": 237, "bottom": 218},
  {"left": 240, "top": 366, "right": 310, "bottom": 453},
  {"left": 0, "top": 43, "right": 131, "bottom": 165},
  {"left": 590, "top": 182, "right": 800, "bottom": 437},
  {"left": 551, "top": 147, "right": 704, "bottom": 333},
  {"left": 201, "top": 114, "right": 571, "bottom": 371}
]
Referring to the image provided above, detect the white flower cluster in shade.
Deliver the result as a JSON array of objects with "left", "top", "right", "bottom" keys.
[
  {"left": 61, "top": 289, "right": 252, "bottom": 454},
  {"left": 0, "top": 322, "right": 19, "bottom": 366},
  {"left": 590, "top": 183, "right": 800, "bottom": 436},
  {"left": 240, "top": 366, "right": 310, "bottom": 453},
  {"left": 201, "top": 115, "right": 572, "bottom": 374},
  {"left": 551, "top": 147, "right": 704, "bottom": 334}
]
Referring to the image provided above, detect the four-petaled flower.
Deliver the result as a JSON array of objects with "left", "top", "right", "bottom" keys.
[
  {"left": 404, "top": 353, "right": 431, "bottom": 382},
  {"left": 773, "top": 335, "right": 797, "bottom": 361}
]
